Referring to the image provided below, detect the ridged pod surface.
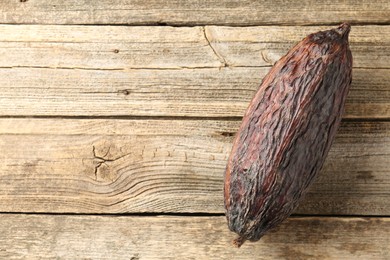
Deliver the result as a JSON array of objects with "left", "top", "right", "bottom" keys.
[{"left": 224, "top": 23, "right": 353, "bottom": 247}]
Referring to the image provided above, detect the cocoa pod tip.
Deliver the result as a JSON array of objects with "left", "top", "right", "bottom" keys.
[{"left": 232, "top": 236, "right": 246, "bottom": 248}]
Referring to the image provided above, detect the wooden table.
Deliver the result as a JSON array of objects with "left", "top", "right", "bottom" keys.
[{"left": 0, "top": 1, "right": 389, "bottom": 259}]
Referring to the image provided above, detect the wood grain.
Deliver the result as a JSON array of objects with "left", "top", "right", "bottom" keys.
[
  {"left": 0, "top": 214, "right": 389, "bottom": 259},
  {"left": 205, "top": 26, "right": 390, "bottom": 69},
  {"left": 0, "top": 118, "right": 388, "bottom": 215},
  {"left": 0, "top": 25, "right": 388, "bottom": 69},
  {"left": 0, "top": 67, "right": 388, "bottom": 118},
  {"left": 1, "top": 0, "right": 389, "bottom": 26},
  {"left": 0, "top": 25, "right": 220, "bottom": 69},
  {"left": 0, "top": 1, "right": 388, "bottom": 257},
  {"left": 0, "top": 25, "right": 388, "bottom": 118}
]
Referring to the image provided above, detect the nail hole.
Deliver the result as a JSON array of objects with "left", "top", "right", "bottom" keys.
[
  {"left": 113, "top": 49, "right": 120, "bottom": 53},
  {"left": 118, "top": 89, "right": 130, "bottom": 95},
  {"left": 220, "top": 131, "right": 235, "bottom": 137}
]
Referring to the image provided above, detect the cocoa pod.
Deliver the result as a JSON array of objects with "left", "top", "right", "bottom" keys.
[{"left": 224, "top": 23, "right": 352, "bottom": 247}]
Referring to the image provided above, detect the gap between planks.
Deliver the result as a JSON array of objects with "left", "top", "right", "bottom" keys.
[
  {"left": 1, "top": 211, "right": 390, "bottom": 219},
  {"left": 0, "top": 115, "right": 389, "bottom": 122}
]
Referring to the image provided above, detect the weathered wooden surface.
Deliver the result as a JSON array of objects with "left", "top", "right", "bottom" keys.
[
  {"left": 206, "top": 26, "right": 390, "bottom": 69},
  {"left": 1, "top": 0, "right": 389, "bottom": 26},
  {"left": 0, "top": 118, "right": 388, "bottom": 215},
  {"left": 0, "top": 214, "right": 388, "bottom": 260},
  {"left": 1, "top": 3, "right": 389, "bottom": 257},
  {"left": 0, "top": 25, "right": 388, "bottom": 69},
  {"left": 0, "top": 67, "right": 388, "bottom": 118},
  {"left": 0, "top": 25, "right": 389, "bottom": 118}
]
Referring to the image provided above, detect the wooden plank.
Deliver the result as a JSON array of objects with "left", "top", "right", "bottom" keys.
[
  {"left": 0, "top": 67, "right": 388, "bottom": 118},
  {"left": 0, "top": 25, "right": 220, "bottom": 69},
  {"left": 205, "top": 26, "right": 390, "bottom": 69},
  {"left": 0, "top": 25, "right": 388, "bottom": 69},
  {"left": 0, "top": 214, "right": 388, "bottom": 259},
  {"left": 0, "top": 119, "right": 388, "bottom": 215},
  {"left": 0, "top": 25, "right": 388, "bottom": 118},
  {"left": 0, "top": 0, "right": 389, "bottom": 26}
]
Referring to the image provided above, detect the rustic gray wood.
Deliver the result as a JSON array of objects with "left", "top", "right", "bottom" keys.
[
  {"left": 205, "top": 26, "right": 390, "bottom": 69},
  {"left": 0, "top": 67, "right": 388, "bottom": 118},
  {"left": 0, "top": 118, "right": 388, "bottom": 215},
  {"left": 0, "top": 25, "right": 388, "bottom": 118},
  {"left": 0, "top": 1, "right": 388, "bottom": 258},
  {"left": 0, "top": 214, "right": 388, "bottom": 259},
  {"left": 0, "top": 0, "right": 389, "bottom": 26},
  {"left": 0, "top": 25, "right": 388, "bottom": 69},
  {"left": 0, "top": 25, "right": 219, "bottom": 69}
]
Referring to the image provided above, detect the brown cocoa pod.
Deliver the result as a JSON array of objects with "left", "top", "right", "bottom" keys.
[{"left": 224, "top": 23, "right": 353, "bottom": 247}]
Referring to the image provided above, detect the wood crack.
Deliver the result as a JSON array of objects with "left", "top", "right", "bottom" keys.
[
  {"left": 92, "top": 145, "right": 131, "bottom": 181},
  {"left": 202, "top": 26, "right": 229, "bottom": 68},
  {"left": 261, "top": 50, "right": 274, "bottom": 65}
]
